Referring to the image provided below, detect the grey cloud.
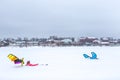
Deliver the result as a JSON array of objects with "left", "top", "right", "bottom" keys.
[{"left": 0, "top": 0, "right": 120, "bottom": 38}]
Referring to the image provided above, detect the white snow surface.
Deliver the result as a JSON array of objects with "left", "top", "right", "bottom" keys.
[{"left": 0, "top": 46, "right": 120, "bottom": 80}]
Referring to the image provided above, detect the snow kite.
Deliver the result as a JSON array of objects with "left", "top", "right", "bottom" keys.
[
  {"left": 7, "top": 54, "right": 24, "bottom": 66},
  {"left": 83, "top": 52, "right": 98, "bottom": 59},
  {"left": 26, "top": 61, "right": 39, "bottom": 66},
  {"left": 7, "top": 54, "right": 39, "bottom": 66}
]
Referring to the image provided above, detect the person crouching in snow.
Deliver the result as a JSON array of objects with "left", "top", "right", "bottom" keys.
[{"left": 26, "top": 61, "right": 30, "bottom": 66}]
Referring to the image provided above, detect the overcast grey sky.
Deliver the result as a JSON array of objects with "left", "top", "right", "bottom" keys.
[{"left": 0, "top": 0, "right": 120, "bottom": 38}]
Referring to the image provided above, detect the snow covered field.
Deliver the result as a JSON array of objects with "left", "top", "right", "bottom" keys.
[{"left": 0, "top": 46, "right": 120, "bottom": 80}]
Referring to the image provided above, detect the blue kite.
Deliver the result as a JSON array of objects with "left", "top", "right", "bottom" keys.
[{"left": 83, "top": 52, "right": 98, "bottom": 59}]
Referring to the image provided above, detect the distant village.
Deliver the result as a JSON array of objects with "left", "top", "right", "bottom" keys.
[{"left": 0, "top": 36, "right": 120, "bottom": 47}]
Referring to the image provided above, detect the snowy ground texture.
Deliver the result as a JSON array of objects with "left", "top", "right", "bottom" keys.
[{"left": 0, "top": 46, "right": 120, "bottom": 80}]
